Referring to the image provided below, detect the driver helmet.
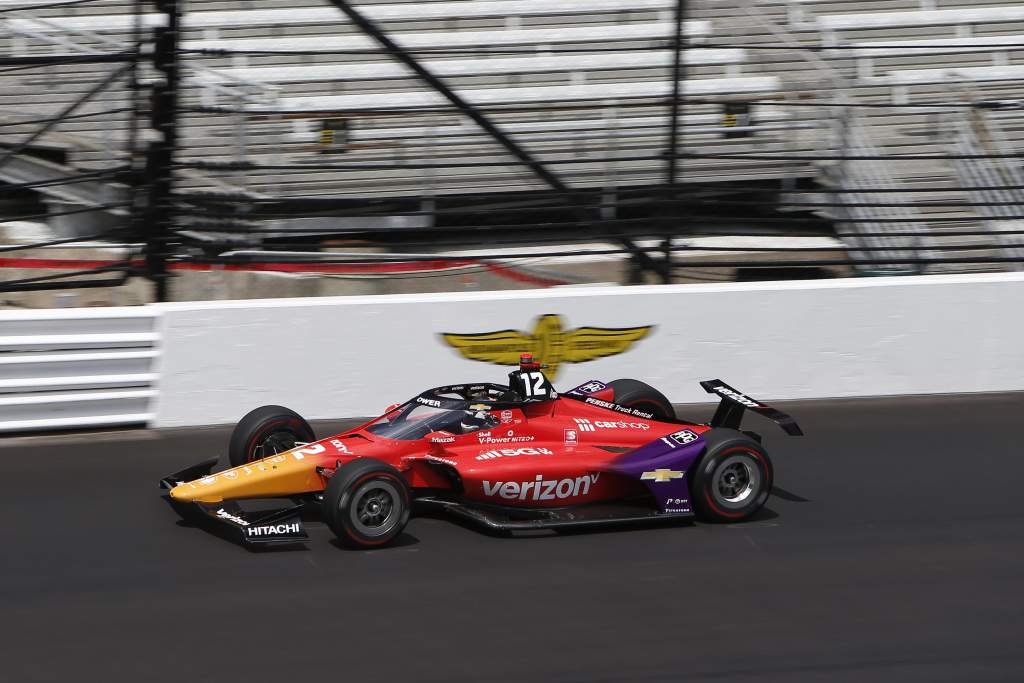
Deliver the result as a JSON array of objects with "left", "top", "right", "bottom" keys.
[{"left": 461, "top": 406, "right": 498, "bottom": 432}]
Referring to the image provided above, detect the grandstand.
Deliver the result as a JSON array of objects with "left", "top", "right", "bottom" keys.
[{"left": 1, "top": 0, "right": 1023, "bottom": 302}]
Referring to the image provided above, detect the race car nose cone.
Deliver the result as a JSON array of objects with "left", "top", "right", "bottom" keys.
[
  {"left": 166, "top": 455, "right": 326, "bottom": 504},
  {"left": 169, "top": 483, "right": 198, "bottom": 502}
]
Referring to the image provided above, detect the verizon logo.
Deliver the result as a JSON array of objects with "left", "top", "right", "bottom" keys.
[{"left": 482, "top": 473, "right": 600, "bottom": 501}]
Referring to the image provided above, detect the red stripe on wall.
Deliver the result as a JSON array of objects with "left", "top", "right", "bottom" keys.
[{"left": 0, "top": 256, "right": 568, "bottom": 286}]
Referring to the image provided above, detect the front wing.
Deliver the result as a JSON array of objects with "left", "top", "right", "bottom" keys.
[{"left": 160, "top": 460, "right": 309, "bottom": 546}]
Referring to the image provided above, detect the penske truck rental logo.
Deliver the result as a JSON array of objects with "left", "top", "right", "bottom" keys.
[{"left": 440, "top": 314, "right": 653, "bottom": 380}]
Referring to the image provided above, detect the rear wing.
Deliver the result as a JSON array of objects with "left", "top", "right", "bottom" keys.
[{"left": 700, "top": 379, "right": 803, "bottom": 436}]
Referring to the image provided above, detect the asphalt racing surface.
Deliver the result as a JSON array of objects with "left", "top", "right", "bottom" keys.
[{"left": 2, "top": 393, "right": 1023, "bottom": 683}]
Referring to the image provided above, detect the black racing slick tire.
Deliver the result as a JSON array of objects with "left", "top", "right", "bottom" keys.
[
  {"left": 690, "top": 429, "right": 773, "bottom": 523},
  {"left": 607, "top": 378, "right": 675, "bottom": 420},
  {"left": 323, "top": 458, "right": 411, "bottom": 548},
  {"left": 228, "top": 405, "right": 315, "bottom": 467}
]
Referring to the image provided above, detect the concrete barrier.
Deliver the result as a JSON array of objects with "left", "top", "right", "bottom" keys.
[{"left": 151, "top": 272, "right": 1024, "bottom": 428}]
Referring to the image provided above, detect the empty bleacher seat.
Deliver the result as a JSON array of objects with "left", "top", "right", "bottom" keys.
[
  {"left": 887, "top": 64, "right": 1024, "bottom": 85},
  {"left": 185, "top": 21, "right": 709, "bottom": 54},
  {"left": 850, "top": 35, "right": 1024, "bottom": 80},
  {"left": 267, "top": 76, "right": 780, "bottom": 112},
  {"left": 283, "top": 108, "right": 797, "bottom": 145},
  {"left": 775, "top": 0, "right": 946, "bottom": 27},
  {"left": 201, "top": 49, "right": 748, "bottom": 87},
  {"left": 818, "top": 7, "right": 1024, "bottom": 46},
  {"left": 3, "top": 0, "right": 695, "bottom": 37}
]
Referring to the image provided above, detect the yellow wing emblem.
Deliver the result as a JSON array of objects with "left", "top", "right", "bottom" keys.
[
  {"left": 441, "top": 315, "right": 654, "bottom": 380},
  {"left": 562, "top": 325, "right": 653, "bottom": 363},
  {"left": 440, "top": 329, "right": 534, "bottom": 367}
]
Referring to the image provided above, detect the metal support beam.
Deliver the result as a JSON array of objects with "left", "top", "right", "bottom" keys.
[
  {"left": 667, "top": 0, "right": 686, "bottom": 187},
  {"left": 323, "top": 0, "right": 665, "bottom": 280},
  {"left": 142, "top": 0, "right": 181, "bottom": 302},
  {"left": 658, "top": 0, "right": 687, "bottom": 284},
  {"left": 0, "top": 52, "right": 135, "bottom": 67}
]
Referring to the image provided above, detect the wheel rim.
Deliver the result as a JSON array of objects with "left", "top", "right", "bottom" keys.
[
  {"left": 349, "top": 479, "right": 402, "bottom": 538},
  {"left": 252, "top": 430, "right": 298, "bottom": 461},
  {"left": 711, "top": 453, "right": 760, "bottom": 510}
]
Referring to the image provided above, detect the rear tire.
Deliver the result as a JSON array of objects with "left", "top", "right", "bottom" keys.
[
  {"left": 322, "top": 458, "right": 411, "bottom": 548},
  {"left": 690, "top": 429, "right": 773, "bottom": 522},
  {"left": 607, "top": 378, "right": 674, "bottom": 420},
  {"left": 228, "top": 405, "right": 315, "bottom": 467}
]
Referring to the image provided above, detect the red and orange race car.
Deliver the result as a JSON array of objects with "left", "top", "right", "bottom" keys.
[{"left": 160, "top": 354, "right": 802, "bottom": 548}]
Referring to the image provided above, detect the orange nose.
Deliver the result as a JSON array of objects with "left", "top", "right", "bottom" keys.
[{"left": 169, "top": 454, "right": 326, "bottom": 504}]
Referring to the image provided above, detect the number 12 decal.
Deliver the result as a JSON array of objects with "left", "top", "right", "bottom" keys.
[{"left": 520, "top": 371, "right": 547, "bottom": 398}]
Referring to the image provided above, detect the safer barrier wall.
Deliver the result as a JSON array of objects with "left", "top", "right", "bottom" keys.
[
  {"left": 0, "top": 307, "right": 159, "bottom": 432},
  {"left": 152, "top": 272, "right": 1024, "bottom": 428}
]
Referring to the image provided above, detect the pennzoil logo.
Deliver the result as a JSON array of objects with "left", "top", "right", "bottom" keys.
[{"left": 440, "top": 314, "right": 654, "bottom": 380}]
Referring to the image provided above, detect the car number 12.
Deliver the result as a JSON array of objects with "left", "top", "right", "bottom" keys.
[{"left": 519, "top": 371, "right": 547, "bottom": 398}]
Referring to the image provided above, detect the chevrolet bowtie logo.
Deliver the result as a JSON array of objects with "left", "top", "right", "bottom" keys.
[
  {"left": 641, "top": 469, "right": 685, "bottom": 483},
  {"left": 440, "top": 314, "right": 654, "bottom": 380}
]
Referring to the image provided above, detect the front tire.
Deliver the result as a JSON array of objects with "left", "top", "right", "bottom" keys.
[
  {"left": 690, "top": 429, "right": 773, "bottom": 522},
  {"left": 228, "top": 405, "right": 315, "bottom": 467},
  {"left": 322, "top": 458, "right": 411, "bottom": 548},
  {"left": 608, "top": 378, "right": 674, "bottom": 420}
]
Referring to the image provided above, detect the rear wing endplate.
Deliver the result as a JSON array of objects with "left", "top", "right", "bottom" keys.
[{"left": 700, "top": 379, "right": 803, "bottom": 436}]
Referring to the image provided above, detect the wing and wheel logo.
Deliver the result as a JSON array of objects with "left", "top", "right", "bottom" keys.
[{"left": 440, "top": 314, "right": 653, "bottom": 380}]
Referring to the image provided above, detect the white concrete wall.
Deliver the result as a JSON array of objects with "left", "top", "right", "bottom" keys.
[{"left": 151, "top": 272, "right": 1024, "bottom": 428}]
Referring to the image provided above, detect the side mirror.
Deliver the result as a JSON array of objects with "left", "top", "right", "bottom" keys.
[{"left": 383, "top": 402, "right": 402, "bottom": 415}]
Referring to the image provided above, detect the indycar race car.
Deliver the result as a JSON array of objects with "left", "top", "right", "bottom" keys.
[{"left": 160, "top": 355, "right": 802, "bottom": 548}]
